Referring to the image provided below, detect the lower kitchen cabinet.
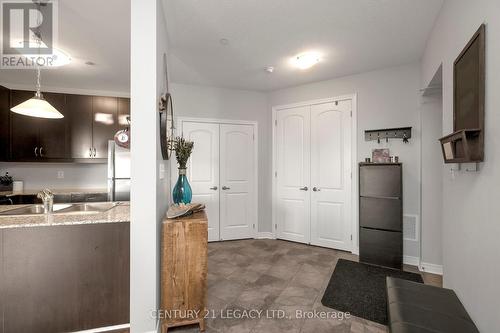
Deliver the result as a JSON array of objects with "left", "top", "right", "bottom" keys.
[{"left": 0, "top": 223, "right": 130, "bottom": 333}]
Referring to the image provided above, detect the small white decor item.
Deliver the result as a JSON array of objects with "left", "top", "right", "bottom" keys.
[{"left": 12, "top": 181, "right": 24, "bottom": 193}]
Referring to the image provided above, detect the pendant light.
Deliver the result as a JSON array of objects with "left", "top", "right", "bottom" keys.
[
  {"left": 10, "top": 0, "right": 63, "bottom": 119},
  {"left": 10, "top": 67, "right": 64, "bottom": 119}
]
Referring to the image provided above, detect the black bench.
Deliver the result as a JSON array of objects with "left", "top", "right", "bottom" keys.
[{"left": 386, "top": 277, "right": 479, "bottom": 333}]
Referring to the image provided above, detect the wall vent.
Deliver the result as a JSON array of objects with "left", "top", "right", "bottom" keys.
[{"left": 403, "top": 214, "right": 419, "bottom": 241}]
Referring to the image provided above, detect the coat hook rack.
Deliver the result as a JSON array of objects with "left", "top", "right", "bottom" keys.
[{"left": 365, "top": 127, "right": 412, "bottom": 143}]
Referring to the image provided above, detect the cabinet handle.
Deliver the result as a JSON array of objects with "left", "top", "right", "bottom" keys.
[
  {"left": 93, "top": 148, "right": 97, "bottom": 157},
  {"left": 89, "top": 148, "right": 93, "bottom": 157},
  {"left": 34, "top": 147, "right": 38, "bottom": 157},
  {"left": 209, "top": 186, "right": 218, "bottom": 190},
  {"left": 313, "top": 187, "right": 321, "bottom": 192},
  {"left": 40, "top": 147, "right": 44, "bottom": 157},
  {"left": 299, "top": 186, "right": 308, "bottom": 191},
  {"left": 222, "top": 186, "right": 230, "bottom": 190}
]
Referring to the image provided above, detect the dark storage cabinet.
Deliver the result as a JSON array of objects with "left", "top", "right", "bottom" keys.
[
  {"left": 0, "top": 86, "right": 10, "bottom": 160},
  {"left": 359, "top": 163, "right": 403, "bottom": 269}
]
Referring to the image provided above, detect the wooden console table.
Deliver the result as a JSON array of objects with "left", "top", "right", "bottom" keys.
[{"left": 160, "top": 211, "right": 208, "bottom": 332}]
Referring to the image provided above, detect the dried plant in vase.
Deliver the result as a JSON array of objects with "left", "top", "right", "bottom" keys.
[{"left": 172, "top": 137, "right": 195, "bottom": 204}]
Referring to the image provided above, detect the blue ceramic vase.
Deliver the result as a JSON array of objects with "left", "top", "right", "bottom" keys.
[{"left": 172, "top": 168, "right": 192, "bottom": 204}]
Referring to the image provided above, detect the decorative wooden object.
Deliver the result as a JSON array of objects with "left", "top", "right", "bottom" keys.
[
  {"left": 161, "top": 211, "right": 208, "bottom": 333},
  {"left": 440, "top": 24, "right": 485, "bottom": 163}
]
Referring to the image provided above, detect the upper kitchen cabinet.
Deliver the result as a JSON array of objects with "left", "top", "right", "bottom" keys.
[
  {"left": 67, "top": 94, "right": 93, "bottom": 159},
  {"left": 118, "top": 98, "right": 130, "bottom": 131},
  {"left": 10, "top": 90, "right": 68, "bottom": 161},
  {"left": 92, "top": 96, "right": 118, "bottom": 159},
  {"left": 0, "top": 86, "right": 10, "bottom": 161}
]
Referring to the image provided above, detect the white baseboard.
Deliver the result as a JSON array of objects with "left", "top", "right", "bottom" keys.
[
  {"left": 73, "top": 324, "right": 130, "bottom": 333},
  {"left": 419, "top": 262, "right": 443, "bottom": 275},
  {"left": 254, "top": 232, "right": 276, "bottom": 239},
  {"left": 403, "top": 255, "right": 420, "bottom": 266}
]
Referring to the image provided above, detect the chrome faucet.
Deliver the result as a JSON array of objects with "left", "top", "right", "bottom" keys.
[{"left": 37, "top": 189, "right": 54, "bottom": 213}]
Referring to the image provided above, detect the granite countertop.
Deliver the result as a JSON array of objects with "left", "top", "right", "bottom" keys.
[
  {"left": 0, "top": 202, "right": 129, "bottom": 229},
  {"left": 0, "top": 188, "right": 107, "bottom": 197}
]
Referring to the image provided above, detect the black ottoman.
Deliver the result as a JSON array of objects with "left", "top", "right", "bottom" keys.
[{"left": 386, "top": 277, "right": 479, "bottom": 333}]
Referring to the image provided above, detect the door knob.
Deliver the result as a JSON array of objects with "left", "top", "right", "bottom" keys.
[
  {"left": 222, "top": 186, "right": 230, "bottom": 190},
  {"left": 210, "top": 186, "right": 218, "bottom": 190},
  {"left": 313, "top": 187, "right": 321, "bottom": 192},
  {"left": 299, "top": 186, "right": 308, "bottom": 191}
]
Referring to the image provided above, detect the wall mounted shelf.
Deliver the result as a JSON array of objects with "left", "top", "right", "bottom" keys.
[
  {"left": 364, "top": 127, "right": 412, "bottom": 143},
  {"left": 439, "top": 129, "right": 482, "bottom": 163}
]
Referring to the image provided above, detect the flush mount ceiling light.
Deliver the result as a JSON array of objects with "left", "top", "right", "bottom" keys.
[
  {"left": 10, "top": 67, "right": 64, "bottom": 119},
  {"left": 291, "top": 51, "right": 321, "bottom": 70}
]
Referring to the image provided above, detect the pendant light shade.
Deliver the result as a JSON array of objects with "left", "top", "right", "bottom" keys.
[
  {"left": 10, "top": 68, "right": 64, "bottom": 119},
  {"left": 11, "top": 93, "right": 64, "bottom": 119}
]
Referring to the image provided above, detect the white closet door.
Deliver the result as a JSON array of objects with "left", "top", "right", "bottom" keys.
[
  {"left": 182, "top": 121, "right": 220, "bottom": 241},
  {"left": 219, "top": 124, "right": 255, "bottom": 240},
  {"left": 310, "top": 100, "right": 352, "bottom": 251},
  {"left": 276, "top": 106, "right": 311, "bottom": 244}
]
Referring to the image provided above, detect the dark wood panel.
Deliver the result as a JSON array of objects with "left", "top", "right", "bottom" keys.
[
  {"left": 38, "top": 92, "right": 68, "bottom": 159},
  {"left": 0, "top": 86, "right": 10, "bottom": 161},
  {"left": 359, "top": 228, "right": 402, "bottom": 269},
  {"left": 10, "top": 90, "right": 39, "bottom": 161},
  {"left": 2, "top": 223, "right": 129, "bottom": 332},
  {"left": 92, "top": 96, "right": 118, "bottom": 158},
  {"left": 118, "top": 98, "right": 130, "bottom": 131},
  {"left": 360, "top": 197, "right": 402, "bottom": 232},
  {"left": 0, "top": 230, "right": 4, "bottom": 333},
  {"left": 359, "top": 164, "right": 402, "bottom": 198},
  {"left": 67, "top": 94, "right": 93, "bottom": 159}
]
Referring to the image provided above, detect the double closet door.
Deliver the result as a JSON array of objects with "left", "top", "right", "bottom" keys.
[
  {"left": 275, "top": 99, "right": 353, "bottom": 251},
  {"left": 178, "top": 120, "right": 256, "bottom": 242}
]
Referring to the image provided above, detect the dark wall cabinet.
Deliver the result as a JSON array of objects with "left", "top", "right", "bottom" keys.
[
  {"left": 1, "top": 86, "right": 129, "bottom": 163},
  {"left": 359, "top": 163, "right": 403, "bottom": 269}
]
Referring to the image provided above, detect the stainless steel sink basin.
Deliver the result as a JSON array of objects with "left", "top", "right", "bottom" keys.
[
  {"left": 0, "top": 202, "right": 119, "bottom": 216},
  {"left": 0, "top": 204, "right": 72, "bottom": 216}
]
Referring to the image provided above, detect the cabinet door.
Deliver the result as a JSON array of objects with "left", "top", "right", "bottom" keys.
[
  {"left": 180, "top": 121, "right": 220, "bottom": 241},
  {"left": 10, "top": 90, "right": 39, "bottom": 161},
  {"left": 67, "top": 94, "right": 93, "bottom": 158},
  {"left": 92, "top": 96, "right": 118, "bottom": 158},
  {"left": 117, "top": 98, "right": 130, "bottom": 131},
  {"left": 310, "top": 100, "right": 352, "bottom": 251},
  {"left": 0, "top": 86, "right": 9, "bottom": 160},
  {"left": 220, "top": 124, "right": 255, "bottom": 240},
  {"left": 38, "top": 92, "right": 68, "bottom": 159},
  {"left": 276, "top": 106, "right": 311, "bottom": 244}
]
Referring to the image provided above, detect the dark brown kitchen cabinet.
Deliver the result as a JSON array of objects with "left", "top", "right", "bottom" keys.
[
  {"left": 118, "top": 97, "right": 130, "bottom": 131},
  {"left": 10, "top": 90, "right": 68, "bottom": 161},
  {"left": 92, "top": 96, "right": 118, "bottom": 158},
  {"left": 67, "top": 94, "right": 93, "bottom": 158},
  {"left": 0, "top": 86, "right": 10, "bottom": 160},
  {"left": 0, "top": 223, "right": 130, "bottom": 332}
]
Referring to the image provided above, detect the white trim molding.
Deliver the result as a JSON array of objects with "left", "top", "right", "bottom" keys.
[
  {"left": 403, "top": 255, "right": 420, "bottom": 266},
  {"left": 419, "top": 262, "right": 443, "bottom": 275},
  {"left": 255, "top": 232, "right": 276, "bottom": 239},
  {"left": 73, "top": 324, "right": 130, "bottom": 333}
]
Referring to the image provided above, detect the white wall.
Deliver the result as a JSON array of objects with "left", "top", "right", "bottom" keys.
[
  {"left": 130, "top": 0, "right": 170, "bottom": 331},
  {"left": 421, "top": 0, "right": 500, "bottom": 331},
  {"left": 169, "top": 83, "right": 270, "bottom": 232},
  {"left": 0, "top": 162, "right": 107, "bottom": 189},
  {"left": 268, "top": 63, "right": 422, "bottom": 258},
  {"left": 420, "top": 88, "right": 443, "bottom": 270}
]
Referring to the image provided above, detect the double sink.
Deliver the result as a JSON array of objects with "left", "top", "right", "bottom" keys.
[{"left": 0, "top": 202, "right": 120, "bottom": 216}]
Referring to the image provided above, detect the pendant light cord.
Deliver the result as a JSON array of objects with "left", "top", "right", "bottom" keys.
[{"left": 34, "top": 0, "right": 43, "bottom": 99}]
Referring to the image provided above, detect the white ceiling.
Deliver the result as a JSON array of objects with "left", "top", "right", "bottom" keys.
[
  {"left": 164, "top": 0, "right": 443, "bottom": 91},
  {"left": 0, "top": 0, "right": 130, "bottom": 95}
]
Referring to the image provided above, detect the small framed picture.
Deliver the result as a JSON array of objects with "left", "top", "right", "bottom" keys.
[{"left": 372, "top": 149, "right": 391, "bottom": 163}]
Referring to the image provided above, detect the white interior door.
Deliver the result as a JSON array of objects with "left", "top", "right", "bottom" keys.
[
  {"left": 310, "top": 100, "right": 352, "bottom": 251},
  {"left": 275, "top": 106, "right": 311, "bottom": 244},
  {"left": 181, "top": 121, "right": 220, "bottom": 241},
  {"left": 219, "top": 124, "right": 255, "bottom": 240}
]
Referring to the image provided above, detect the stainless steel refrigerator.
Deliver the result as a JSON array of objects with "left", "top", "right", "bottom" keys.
[{"left": 107, "top": 140, "right": 131, "bottom": 201}]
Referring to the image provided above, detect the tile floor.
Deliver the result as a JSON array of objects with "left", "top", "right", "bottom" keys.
[{"left": 167, "top": 239, "right": 442, "bottom": 333}]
